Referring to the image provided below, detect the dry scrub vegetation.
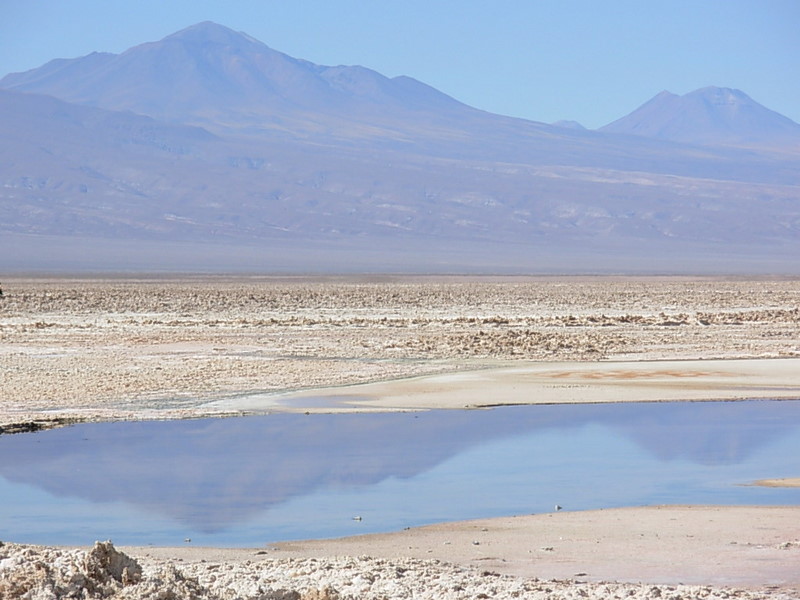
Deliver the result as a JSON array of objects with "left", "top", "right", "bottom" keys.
[{"left": 1, "top": 276, "right": 799, "bottom": 427}]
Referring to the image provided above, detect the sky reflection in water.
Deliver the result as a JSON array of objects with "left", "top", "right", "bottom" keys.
[{"left": 1, "top": 400, "right": 798, "bottom": 546}]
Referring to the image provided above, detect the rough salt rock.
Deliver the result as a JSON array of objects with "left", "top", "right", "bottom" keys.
[
  {"left": 117, "top": 562, "right": 208, "bottom": 599},
  {"left": 84, "top": 540, "right": 143, "bottom": 587},
  {"left": 301, "top": 586, "right": 341, "bottom": 600}
]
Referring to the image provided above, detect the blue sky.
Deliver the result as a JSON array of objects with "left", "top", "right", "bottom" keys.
[{"left": 2, "top": 0, "right": 797, "bottom": 128}]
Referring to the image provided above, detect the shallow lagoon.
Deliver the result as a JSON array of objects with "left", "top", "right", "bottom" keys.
[{"left": 1, "top": 400, "right": 798, "bottom": 547}]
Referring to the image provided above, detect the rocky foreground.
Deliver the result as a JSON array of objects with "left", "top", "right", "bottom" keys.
[{"left": 1, "top": 541, "right": 793, "bottom": 600}]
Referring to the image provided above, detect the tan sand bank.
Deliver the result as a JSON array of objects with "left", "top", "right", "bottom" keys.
[
  {"left": 261, "top": 505, "right": 800, "bottom": 587},
  {"left": 753, "top": 478, "right": 800, "bottom": 488},
  {"left": 275, "top": 357, "right": 800, "bottom": 412}
]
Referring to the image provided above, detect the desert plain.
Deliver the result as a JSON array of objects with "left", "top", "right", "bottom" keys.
[{"left": 1, "top": 275, "right": 799, "bottom": 599}]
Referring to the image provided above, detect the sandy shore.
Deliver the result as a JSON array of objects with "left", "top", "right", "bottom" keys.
[
  {"left": 265, "top": 505, "right": 800, "bottom": 586},
  {"left": 1, "top": 276, "right": 799, "bottom": 597},
  {"left": 134, "top": 505, "right": 800, "bottom": 587},
  {"left": 755, "top": 478, "right": 800, "bottom": 488},
  {"left": 269, "top": 356, "right": 800, "bottom": 413}
]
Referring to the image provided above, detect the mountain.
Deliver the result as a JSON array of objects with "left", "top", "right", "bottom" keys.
[
  {"left": 600, "top": 86, "right": 800, "bottom": 147},
  {"left": 3, "top": 24, "right": 797, "bottom": 170},
  {"left": 1, "top": 25, "right": 800, "bottom": 274},
  {"left": 0, "top": 23, "right": 731, "bottom": 167},
  {"left": 0, "top": 21, "right": 473, "bottom": 139}
]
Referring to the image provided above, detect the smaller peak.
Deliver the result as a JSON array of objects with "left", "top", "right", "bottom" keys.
[
  {"left": 551, "top": 120, "right": 586, "bottom": 130},
  {"left": 644, "top": 90, "right": 679, "bottom": 106},
  {"left": 650, "top": 90, "right": 679, "bottom": 101}
]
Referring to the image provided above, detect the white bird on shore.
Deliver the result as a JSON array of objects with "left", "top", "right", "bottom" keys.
[{"left": 555, "top": 505, "right": 562, "bottom": 511}]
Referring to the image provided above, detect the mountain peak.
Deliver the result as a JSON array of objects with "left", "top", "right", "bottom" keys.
[
  {"left": 654, "top": 90, "right": 678, "bottom": 99},
  {"left": 160, "top": 21, "right": 264, "bottom": 48},
  {"left": 692, "top": 85, "right": 746, "bottom": 97},
  {"left": 600, "top": 86, "right": 800, "bottom": 147},
  {"left": 688, "top": 86, "right": 754, "bottom": 108}
]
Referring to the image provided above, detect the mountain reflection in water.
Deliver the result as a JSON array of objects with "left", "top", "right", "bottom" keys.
[{"left": 1, "top": 400, "right": 798, "bottom": 546}]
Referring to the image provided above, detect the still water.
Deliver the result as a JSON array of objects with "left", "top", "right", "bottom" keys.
[{"left": 1, "top": 400, "right": 798, "bottom": 547}]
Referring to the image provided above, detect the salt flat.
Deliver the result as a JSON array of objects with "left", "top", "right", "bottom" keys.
[
  {"left": 1, "top": 275, "right": 799, "bottom": 427},
  {"left": 1, "top": 276, "right": 799, "bottom": 598}
]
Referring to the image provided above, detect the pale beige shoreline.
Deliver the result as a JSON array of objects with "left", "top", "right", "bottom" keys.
[
  {"left": 754, "top": 478, "right": 800, "bottom": 488},
  {"left": 264, "top": 356, "right": 800, "bottom": 414},
  {"left": 122, "top": 505, "right": 798, "bottom": 588},
  {"left": 5, "top": 356, "right": 800, "bottom": 430}
]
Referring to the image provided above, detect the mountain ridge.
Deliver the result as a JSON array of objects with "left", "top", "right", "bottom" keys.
[
  {"left": 4, "top": 23, "right": 800, "bottom": 151},
  {"left": 1, "top": 23, "right": 799, "bottom": 273},
  {"left": 0, "top": 22, "right": 473, "bottom": 135}
]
